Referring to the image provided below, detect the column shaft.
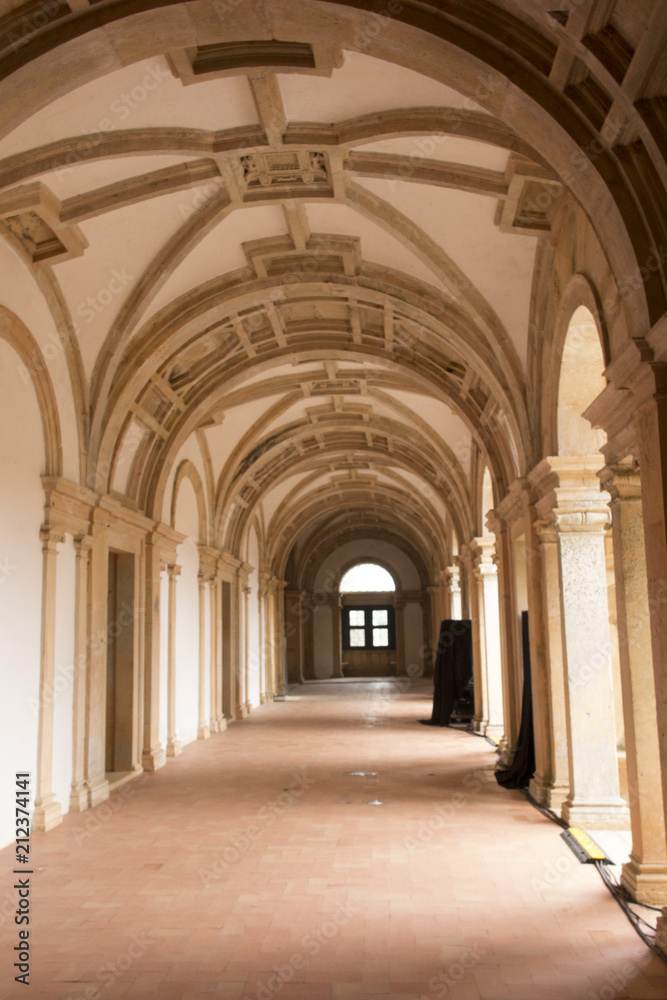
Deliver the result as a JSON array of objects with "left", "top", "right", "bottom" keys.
[{"left": 32, "top": 528, "right": 64, "bottom": 832}]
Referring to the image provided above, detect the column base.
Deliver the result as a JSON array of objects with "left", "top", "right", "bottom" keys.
[
  {"left": 260, "top": 693, "right": 269, "bottom": 704},
  {"left": 142, "top": 744, "right": 166, "bottom": 772},
  {"left": 656, "top": 910, "right": 667, "bottom": 953},
  {"left": 216, "top": 716, "right": 227, "bottom": 732},
  {"left": 529, "top": 775, "right": 569, "bottom": 810},
  {"left": 483, "top": 722, "right": 504, "bottom": 742},
  {"left": 561, "top": 799, "right": 631, "bottom": 830},
  {"left": 236, "top": 703, "right": 249, "bottom": 719},
  {"left": 621, "top": 857, "right": 667, "bottom": 906},
  {"left": 32, "top": 795, "right": 63, "bottom": 832},
  {"left": 471, "top": 715, "right": 486, "bottom": 734},
  {"left": 197, "top": 724, "right": 211, "bottom": 740},
  {"left": 86, "top": 773, "right": 110, "bottom": 807},
  {"left": 245, "top": 700, "right": 253, "bottom": 715},
  {"left": 166, "top": 738, "right": 183, "bottom": 757},
  {"left": 69, "top": 782, "right": 89, "bottom": 812}
]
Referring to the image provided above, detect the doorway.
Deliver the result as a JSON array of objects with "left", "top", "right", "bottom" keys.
[{"left": 105, "top": 551, "right": 135, "bottom": 775}]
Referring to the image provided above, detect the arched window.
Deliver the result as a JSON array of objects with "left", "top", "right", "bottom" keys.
[
  {"left": 339, "top": 563, "right": 396, "bottom": 593},
  {"left": 339, "top": 563, "right": 396, "bottom": 650}
]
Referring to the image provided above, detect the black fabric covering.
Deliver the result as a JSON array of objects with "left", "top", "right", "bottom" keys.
[
  {"left": 419, "top": 619, "right": 473, "bottom": 727},
  {"left": 495, "top": 610, "right": 535, "bottom": 788}
]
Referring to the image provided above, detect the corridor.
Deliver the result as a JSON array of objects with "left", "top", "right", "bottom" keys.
[{"left": 1, "top": 681, "right": 664, "bottom": 1000}]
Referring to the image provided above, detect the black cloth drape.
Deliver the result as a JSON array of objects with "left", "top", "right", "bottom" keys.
[
  {"left": 495, "top": 610, "right": 535, "bottom": 788},
  {"left": 419, "top": 619, "right": 473, "bottom": 727}
]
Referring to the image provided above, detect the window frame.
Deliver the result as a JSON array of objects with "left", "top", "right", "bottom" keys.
[{"left": 342, "top": 604, "right": 396, "bottom": 651}]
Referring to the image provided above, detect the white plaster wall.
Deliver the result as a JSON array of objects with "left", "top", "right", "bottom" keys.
[
  {"left": 160, "top": 435, "right": 209, "bottom": 536},
  {"left": 52, "top": 534, "right": 76, "bottom": 813},
  {"left": 313, "top": 605, "right": 334, "bottom": 678},
  {"left": 175, "top": 536, "right": 199, "bottom": 745},
  {"left": 0, "top": 339, "right": 45, "bottom": 847},
  {"left": 403, "top": 601, "right": 424, "bottom": 675},
  {"left": 158, "top": 569, "right": 168, "bottom": 749}
]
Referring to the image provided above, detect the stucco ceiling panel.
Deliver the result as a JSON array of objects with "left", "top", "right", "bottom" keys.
[{"left": 279, "top": 50, "right": 484, "bottom": 122}]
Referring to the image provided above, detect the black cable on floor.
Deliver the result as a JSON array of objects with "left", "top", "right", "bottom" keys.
[{"left": 518, "top": 787, "right": 667, "bottom": 964}]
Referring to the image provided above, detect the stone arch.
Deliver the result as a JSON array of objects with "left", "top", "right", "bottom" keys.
[
  {"left": 170, "top": 459, "right": 208, "bottom": 544},
  {"left": 0, "top": 305, "right": 62, "bottom": 477}
]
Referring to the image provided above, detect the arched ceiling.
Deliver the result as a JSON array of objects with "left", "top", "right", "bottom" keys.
[{"left": 0, "top": 0, "right": 664, "bottom": 578}]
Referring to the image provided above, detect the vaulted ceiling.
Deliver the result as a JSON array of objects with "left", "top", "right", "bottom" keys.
[{"left": 1, "top": 0, "right": 664, "bottom": 577}]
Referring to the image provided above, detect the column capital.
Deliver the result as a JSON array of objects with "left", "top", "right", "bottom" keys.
[
  {"left": 73, "top": 533, "right": 93, "bottom": 554},
  {"left": 528, "top": 455, "right": 611, "bottom": 526},
  {"left": 534, "top": 517, "right": 558, "bottom": 547},
  {"left": 468, "top": 535, "right": 498, "bottom": 577},
  {"left": 167, "top": 563, "right": 182, "bottom": 580},
  {"left": 598, "top": 461, "right": 642, "bottom": 503},
  {"left": 198, "top": 545, "right": 219, "bottom": 582},
  {"left": 40, "top": 525, "right": 65, "bottom": 551}
]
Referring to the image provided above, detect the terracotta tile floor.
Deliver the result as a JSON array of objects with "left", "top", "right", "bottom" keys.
[{"left": 2, "top": 680, "right": 667, "bottom": 1000}]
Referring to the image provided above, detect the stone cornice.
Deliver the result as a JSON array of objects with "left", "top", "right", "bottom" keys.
[{"left": 584, "top": 337, "right": 667, "bottom": 463}]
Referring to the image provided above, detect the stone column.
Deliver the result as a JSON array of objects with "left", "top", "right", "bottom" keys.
[
  {"left": 85, "top": 510, "right": 111, "bottom": 804},
  {"left": 459, "top": 544, "right": 484, "bottom": 731},
  {"left": 69, "top": 534, "right": 92, "bottom": 811},
  {"left": 258, "top": 574, "right": 269, "bottom": 703},
  {"left": 532, "top": 519, "right": 570, "bottom": 811},
  {"left": 471, "top": 537, "right": 504, "bottom": 741},
  {"left": 166, "top": 563, "right": 182, "bottom": 757},
  {"left": 142, "top": 533, "right": 166, "bottom": 772},
  {"left": 234, "top": 573, "right": 248, "bottom": 718},
  {"left": 393, "top": 595, "right": 406, "bottom": 676},
  {"left": 210, "top": 577, "right": 226, "bottom": 732},
  {"left": 32, "top": 527, "right": 64, "bottom": 832},
  {"left": 243, "top": 582, "right": 252, "bottom": 715},
  {"left": 445, "top": 564, "right": 462, "bottom": 619},
  {"left": 486, "top": 510, "right": 522, "bottom": 757},
  {"left": 197, "top": 574, "right": 210, "bottom": 740},
  {"left": 274, "top": 580, "right": 287, "bottom": 696},
  {"left": 601, "top": 463, "right": 667, "bottom": 903},
  {"left": 328, "top": 594, "right": 344, "bottom": 677},
  {"left": 553, "top": 481, "right": 629, "bottom": 829},
  {"left": 264, "top": 579, "right": 277, "bottom": 698},
  {"left": 427, "top": 585, "right": 440, "bottom": 651}
]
